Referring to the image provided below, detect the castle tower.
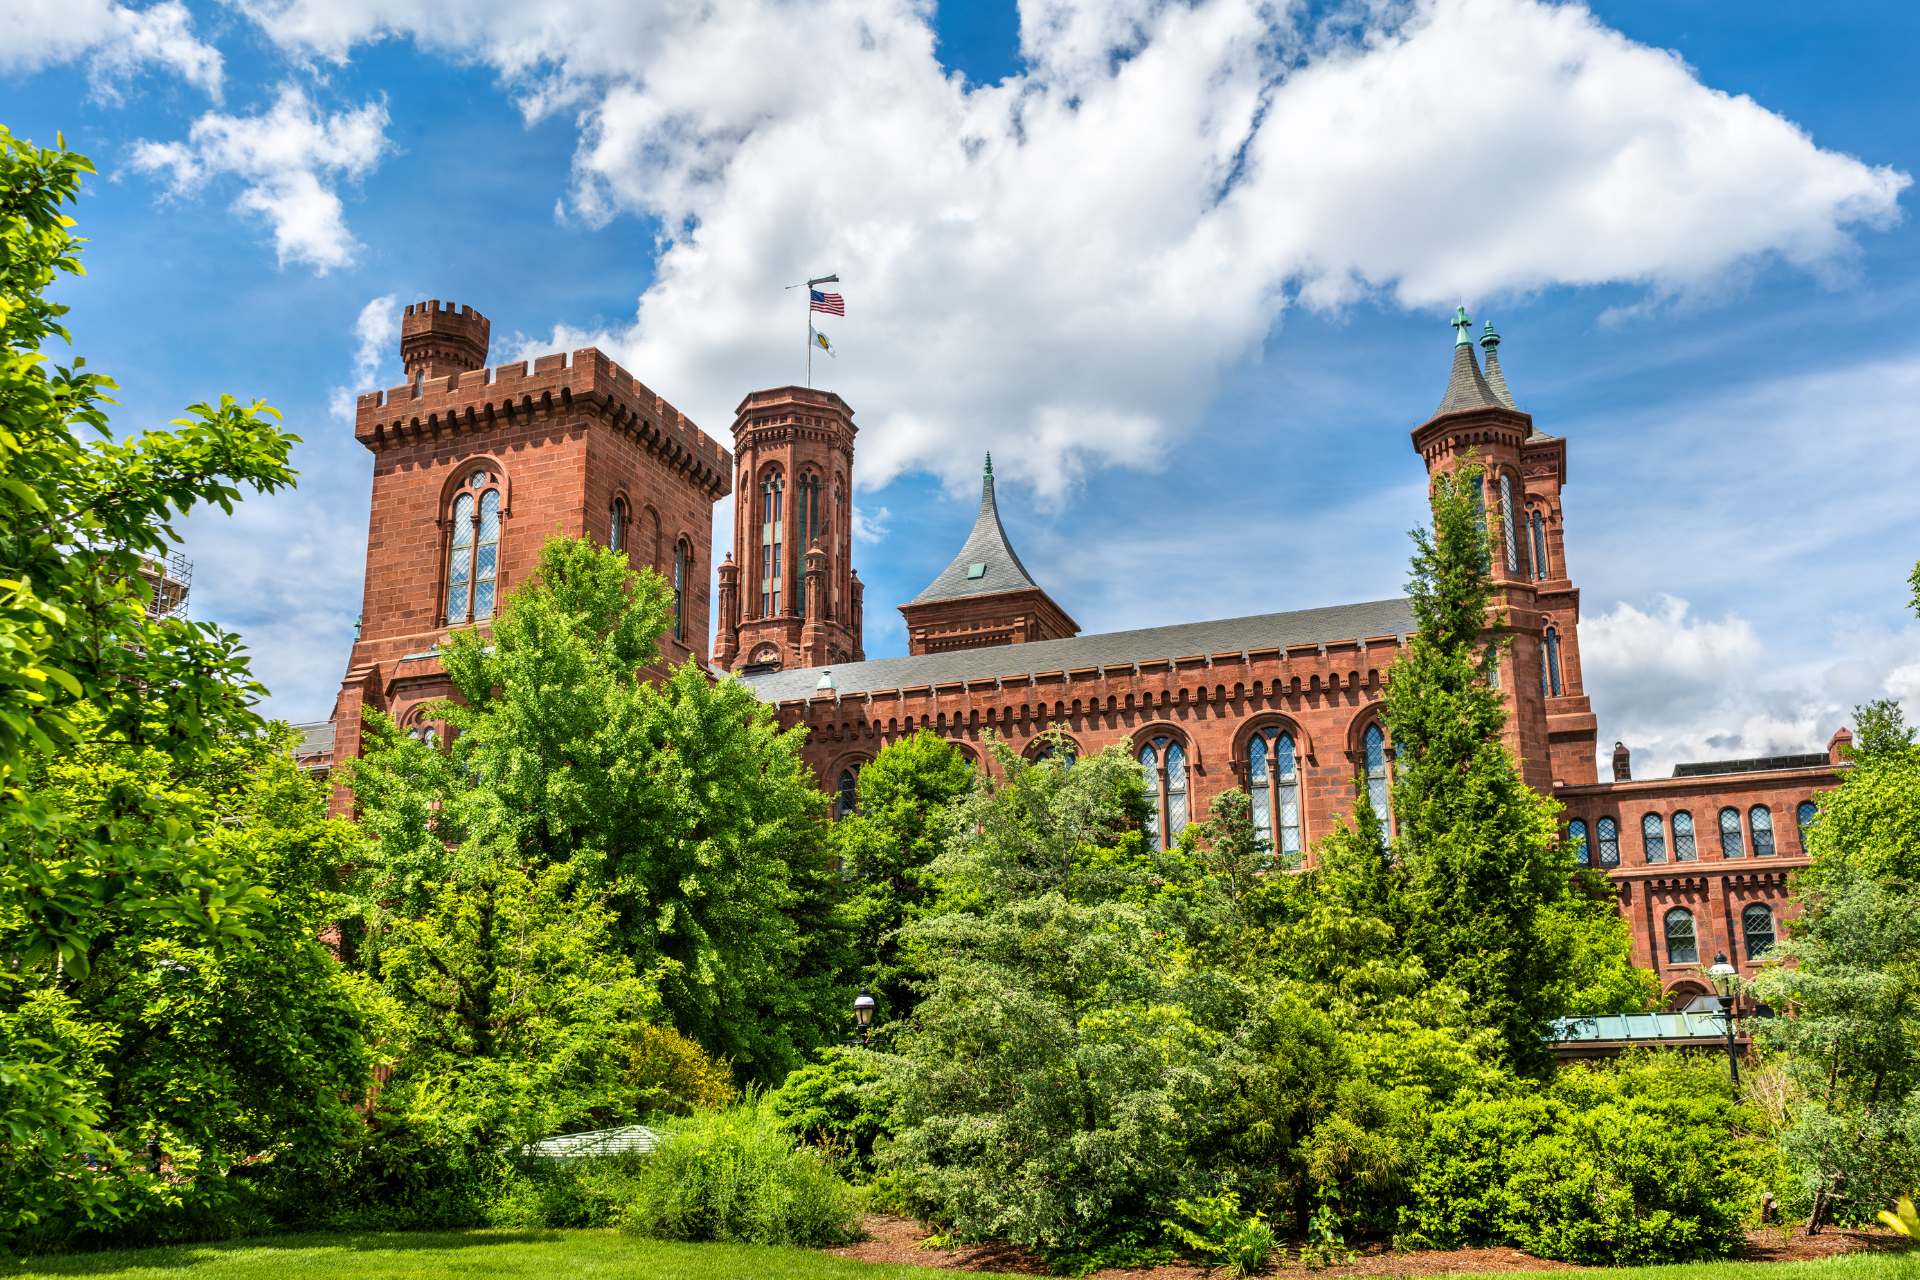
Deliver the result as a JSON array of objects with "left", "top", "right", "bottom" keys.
[
  {"left": 1409, "top": 309, "right": 1597, "bottom": 790},
  {"left": 329, "top": 300, "right": 732, "bottom": 808},
  {"left": 719, "top": 386, "right": 864, "bottom": 671},
  {"left": 897, "top": 455, "right": 1078, "bottom": 655}
]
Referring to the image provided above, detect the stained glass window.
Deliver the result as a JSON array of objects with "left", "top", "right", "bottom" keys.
[
  {"left": 1568, "top": 818, "right": 1590, "bottom": 867},
  {"left": 1719, "top": 807, "right": 1745, "bottom": 858},
  {"left": 1500, "top": 473, "right": 1518, "bottom": 574},
  {"left": 1642, "top": 813, "right": 1666, "bottom": 863},
  {"left": 1546, "top": 628, "right": 1563, "bottom": 697},
  {"left": 1531, "top": 509, "right": 1549, "bottom": 580},
  {"left": 473, "top": 489, "right": 500, "bottom": 619},
  {"left": 1140, "top": 744, "right": 1163, "bottom": 851},
  {"left": 1364, "top": 723, "right": 1390, "bottom": 847},
  {"left": 446, "top": 492, "right": 474, "bottom": 621},
  {"left": 1664, "top": 908, "right": 1698, "bottom": 965},
  {"left": 1673, "top": 810, "right": 1697, "bottom": 862},
  {"left": 1166, "top": 743, "right": 1188, "bottom": 843},
  {"left": 1751, "top": 806, "right": 1775, "bottom": 857},
  {"left": 1743, "top": 904, "right": 1775, "bottom": 961},
  {"left": 1597, "top": 816, "right": 1620, "bottom": 867},
  {"left": 610, "top": 497, "right": 626, "bottom": 552}
]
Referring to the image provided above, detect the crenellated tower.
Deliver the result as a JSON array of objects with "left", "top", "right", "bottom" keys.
[
  {"left": 401, "top": 300, "right": 490, "bottom": 380},
  {"left": 1409, "top": 310, "right": 1598, "bottom": 790},
  {"left": 717, "top": 386, "right": 864, "bottom": 671}
]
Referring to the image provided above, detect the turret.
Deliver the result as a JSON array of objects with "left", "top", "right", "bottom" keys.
[{"left": 401, "top": 300, "right": 490, "bottom": 381}]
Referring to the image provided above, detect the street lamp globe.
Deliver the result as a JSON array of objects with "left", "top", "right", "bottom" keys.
[
  {"left": 1707, "top": 953, "right": 1738, "bottom": 1001},
  {"left": 852, "top": 986, "right": 875, "bottom": 1032}
]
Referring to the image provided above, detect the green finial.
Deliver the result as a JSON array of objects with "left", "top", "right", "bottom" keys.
[
  {"left": 1480, "top": 318, "right": 1500, "bottom": 352},
  {"left": 984, "top": 452, "right": 993, "bottom": 477},
  {"left": 1452, "top": 306, "right": 1473, "bottom": 346}
]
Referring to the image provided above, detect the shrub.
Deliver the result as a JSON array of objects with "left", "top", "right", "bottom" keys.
[
  {"left": 1403, "top": 1055, "right": 1773, "bottom": 1264},
  {"left": 487, "top": 1152, "right": 651, "bottom": 1228},
  {"left": 768, "top": 1050, "right": 898, "bottom": 1172},
  {"left": 623, "top": 1023, "right": 740, "bottom": 1116},
  {"left": 622, "top": 1098, "right": 861, "bottom": 1246}
]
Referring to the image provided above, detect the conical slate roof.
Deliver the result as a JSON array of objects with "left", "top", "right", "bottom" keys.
[
  {"left": 1432, "top": 340, "right": 1503, "bottom": 417},
  {"left": 1482, "top": 346, "right": 1517, "bottom": 410},
  {"left": 909, "top": 456, "right": 1042, "bottom": 605}
]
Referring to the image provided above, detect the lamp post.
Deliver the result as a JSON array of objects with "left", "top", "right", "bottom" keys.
[
  {"left": 1707, "top": 953, "right": 1741, "bottom": 1094},
  {"left": 852, "top": 986, "right": 875, "bottom": 1046}
]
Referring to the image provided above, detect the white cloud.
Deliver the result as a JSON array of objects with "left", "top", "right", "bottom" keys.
[
  {"left": 851, "top": 505, "right": 892, "bottom": 545},
  {"left": 131, "top": 85, "right": 391, "bottom": 273},
  {"left": 231, "top": 0, "right": 1906, "bottom": 495},
  {"left": 0, "top": 0, "right": 222, "bottom": 99},
  {"left": 330, "top": 293, "right": 401, "bottom": 418}
]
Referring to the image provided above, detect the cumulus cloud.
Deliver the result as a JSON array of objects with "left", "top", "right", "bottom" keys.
[
  {"left": 131, "top": 85, "right": 391, "bottom": 273},
  {"left": 329, "top": 293, "right": 400, "bottom": 419},
  {"left": 230, "top": 0, "right": 1906, "bottom": 495},
  {"left": 0, "top": 0, "right": 222, "bottom": 99},
  {"left": 851, "top": 505, "right": 892, "bottom": 545}
]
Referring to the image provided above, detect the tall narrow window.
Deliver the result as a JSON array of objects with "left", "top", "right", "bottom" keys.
[
  {"left": 795, "top": 475, "right": 817, "bottom": 618},
  {"left": 445, "top": 468, "right": 504, "bottom": 624},
  {"left": 1743, "top": 904, "right": 1776, "bottom": 960},
  {"left": 1249, "top": 733, "right": 1271, "bottom": 853},
  {"left": 1531, "top": 509, "right": 1549, "bottom": 580},
  {"left": 674, "top": 539, "right": 689, "bottom": 641},
  {"left": 1545, "top": 628, "right": 1563, "bottom": 697},
  {"left": 1673, "top": 810, "right": 1697, "bottom": 862},
  {"left": 1664, "top": 908, "right": 1698, "bottom": 965},
  {"left": 1541, "top": 639, "right": 1550, "bottom": 702},
  {"left": 1719, "top": 807, "right": 1745, "bottom": 858},
  {"left": 1140, "top": 744, "right": 1163, "bottom": 851},
  {"left": 1796, "top": 800, "right": 1819, "bottom": 847},
  {"left": 610, "top": 497, "right": 626, "bottom": 552},
  {"left": 1642, "top": 813, "right": 1667, "bottom": 863},
  {"left": 1499, "top": 473, "right": 1518, "bottom": 574},
  {"left": 1597, "top": 816, "right": 1621, "bottom": 867},
  {"left": 1165, "top": 742, "right": 1188, "bottom": 844},
  {"left": 1750, "top": 806, "right": 1776, "bottom": 857},
  {"left": 1568, "top": 818, "right": 1590, "bottom": 867},
  {"left": 1470, "top": 479, "right": 1489, "bottom": 562},
  {"left": 760, "top": 476, "right": 784, "bottom": 617},
  {"left": 836, "top": 768, "right": 858, "bottom": 820},
  {"left": 1364, "top": 723, "right": 1391, "bottom": 847}
]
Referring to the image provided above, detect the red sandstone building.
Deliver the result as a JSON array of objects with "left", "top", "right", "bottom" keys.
[{"left": 311, "top": 301, "right": 1843, "bottom": 1009}]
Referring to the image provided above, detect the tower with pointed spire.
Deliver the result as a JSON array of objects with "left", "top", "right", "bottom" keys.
[
  {"left": 716, "top": 385, "right": 865, "bottom": 671},
  {"left": 1411, "top": 308, "right": 1597, "bottom": 788},
  {"left": 896, "top": 454, "right": 1079, "bottom": 655}
]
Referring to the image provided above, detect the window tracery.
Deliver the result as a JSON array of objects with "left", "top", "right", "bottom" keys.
[
  {"left": 1248, "top": 727, "right": 1303, "bottom": 866},
  {"left": 445, "top": 468, "right": 503, "bottom": 624},
  {"left": 1139, "top": 736, "right": 1188, "bottom": 851}
]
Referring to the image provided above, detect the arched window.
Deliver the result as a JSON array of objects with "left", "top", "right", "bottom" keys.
[
  {"left": 1499, "top": 473, "right": 1519, "bottom": 574},
  {"left": 1719, "top": 807, "right": 1745, "bottom": 858},
  {"left": 1743, "top": 904, "right": 1776, "bottom": 960},
  {"left": 1568, "top": 818, "right": 1590, "bottom": 867},
  {"left": 836, "top": 768, "right": 858, "bottom": 820},
  {"left": 795, "top": 473, "right": 821, "bottom": 618},
  {"left": 1139, "top": 737, "right": 1188, "bottom": 851},
  {"left": 1596, "top": 816, "right": 1620, "bottom": 867},
  {"left": 1531, "top": 509, "right": 1549, "bottom": 580},
  {"left": 1642, "top": 813, "right": 1666, "bottom": 863},
  {"left": 760, "top": 475, "right": 784, "bottom": 617},
  {"left": 407, "top": 722, "right": 438, "bottom": 749},
  {"left": 1750, "top": 806, "right": 1775, "bottom": 857},
  {"left": 446, "top": 468, "right": 503, "bottom": 624},
  {"left": 1664, "top": 908, "right": 1698, "bottom": 965},
  {"left": 1248, "top": 727, "right": 1303, "bottom": 867},
  {"left": 1672, "top": 810, "right": 1697, "bottom": 862},
  {"left": 1796, "top": 800, "right": 1819, "bottom": 846},
  {"left": 1545, "top": 627, "right": 1563, "bottom": 697},
  {"left": 1364, "top": 723, "right": 1391, "bottom": 847},
  {"left": 1034, "top": 739, "right": 1077, "bottom": 766},
  {"left": 674, "top": 539, "right": 689, "bottom": 641},
  {"left": 610, "top": 496, "right": 627, "bottom": 552}
]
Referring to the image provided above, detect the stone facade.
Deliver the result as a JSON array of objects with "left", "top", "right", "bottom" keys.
[{"left": 314, "top": 305, "right": 1843, "bottom": 1006}]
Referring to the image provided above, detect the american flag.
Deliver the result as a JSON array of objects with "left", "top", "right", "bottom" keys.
[{"left": 810, "top": 289, "right": 845, "bottom": 316}]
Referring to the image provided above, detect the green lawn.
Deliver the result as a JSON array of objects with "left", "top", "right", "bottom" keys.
[{"left": 0, "top": 1233, "right": 1910, "bottom": 1280}]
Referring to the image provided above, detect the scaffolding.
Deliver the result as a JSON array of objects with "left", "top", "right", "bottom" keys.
[{"left": 140, "top": 550, "right": 192, "bottom": 621}]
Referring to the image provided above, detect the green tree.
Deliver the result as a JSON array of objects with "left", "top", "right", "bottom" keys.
[
  {"left": 830, "top": 729, "right": 976, "bottom": 1018},
  {"left": 1804, "top": 699, "right": 1920, "bottom": 884},
  {"left": 0, "top": 128, "right": 304, "bottom": 1246},
  {"left": 347, "top": 535, "right": 853, "bottom": 1082},
  {"left": 1384, "top": 462, "right": 1645, "bottom": 1069}
]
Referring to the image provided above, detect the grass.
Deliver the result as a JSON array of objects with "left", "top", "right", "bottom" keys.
[{"left": 0, "top": 1233, "right": 1911, "bottom": 1280}]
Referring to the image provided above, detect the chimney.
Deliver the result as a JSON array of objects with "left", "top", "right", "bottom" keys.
[
  {"left": 1828, "top": 726, "right": 1854, "bottom": 766},
  {"left": 1611, "top": 741, "right": 1632, "bottom": 782}
]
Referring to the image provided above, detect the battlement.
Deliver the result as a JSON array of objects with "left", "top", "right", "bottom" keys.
[
  {"left": 354, "top": 346, "right": 733, "bottom": 500},
  {"left": 402, "top": 300, "right": 490, "bottom": 379}
]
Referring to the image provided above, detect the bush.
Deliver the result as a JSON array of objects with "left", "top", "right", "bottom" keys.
[
  {"left": 487, "top": 1152, "right": 651, "bottom": 1228},
  {"left": 624, "top": 1023, "right": 740, "bottom": 1116},
  {"left": 1403, "top": 1054, "right": 1774, "bottom": 1264},
  {"left": 622, "top": 1098, "right": 861, "bottom": 1246},
  {"left": 768, "top": 1050, "right": 898, "bottom": 1173}
]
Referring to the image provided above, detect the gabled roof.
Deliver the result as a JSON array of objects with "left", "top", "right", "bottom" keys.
[
  {"left": 735, "top": 596, "right": 1416, "bottom": 703},
  {"left": 908, "top": 456, "right": 1043, "bottom": 605}
]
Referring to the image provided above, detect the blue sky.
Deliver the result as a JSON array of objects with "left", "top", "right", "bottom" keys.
[{"left": 4, "top": 0, "right": 1918, "bottom": 777}]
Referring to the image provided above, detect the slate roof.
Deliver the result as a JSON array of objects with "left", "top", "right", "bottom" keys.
[
  {"left": 1672, "top": 753, "right": 1830, "bottom": 778},
  {"left": 908, "top": 458, "right": 1043, "bottom": 605},
  {"left": 735, "top": 597, "right": 1416, "bottom": 702},
  {"left": 1482, "top": 345, "right": 1518, "bottom": 410},
  {"left": 1433, "top": 341, "right": 1504, "bottom": 417}
]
